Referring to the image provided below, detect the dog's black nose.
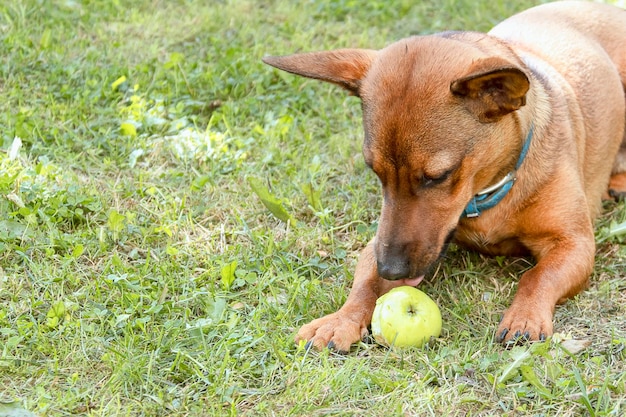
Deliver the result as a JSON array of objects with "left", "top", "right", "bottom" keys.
[{"left": 377, "top": 259, "right": 410, "bottom": 280}]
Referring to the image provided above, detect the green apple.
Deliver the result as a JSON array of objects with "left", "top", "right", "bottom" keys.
[{"left": 371, "top": 286, "right": 442, "bottom": 348}]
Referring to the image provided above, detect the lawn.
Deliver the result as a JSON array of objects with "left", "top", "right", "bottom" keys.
[{"left": 0, "top": 0, "right": 625, "bottom": 415}]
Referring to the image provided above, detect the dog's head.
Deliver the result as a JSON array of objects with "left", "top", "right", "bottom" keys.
[{"left": 264, "top": 33, "right": 530, "bottom": 281}]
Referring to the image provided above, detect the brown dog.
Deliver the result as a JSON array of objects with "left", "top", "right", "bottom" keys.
[{"left": 263, "top": 1, "right": 626, "bottom": 351}]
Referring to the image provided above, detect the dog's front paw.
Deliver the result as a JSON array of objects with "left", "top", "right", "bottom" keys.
[
  {"left": 496, "top": 304, "right": 553, "bottom": 345},
  {"left": 295, "top": 311, "right": 368, "bottom": 353}
]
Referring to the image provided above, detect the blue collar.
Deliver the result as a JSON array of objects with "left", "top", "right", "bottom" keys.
[{"left": 462, "top": 125, "right": 534, "bottom": 218}]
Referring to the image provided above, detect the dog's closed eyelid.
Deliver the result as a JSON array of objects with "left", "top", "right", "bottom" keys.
[{"left": 422, "top": 168, "right": 454, "bottom": 187}]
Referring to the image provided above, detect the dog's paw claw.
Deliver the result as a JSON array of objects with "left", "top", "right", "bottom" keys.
[
  {"left": 295, "top": 311, "right": 366, "bottom": 353},
  {"left": 325, "top": 340, "right": 349, "bottom": 354},
  {"left": 497, "top": 328, "right": 509, "bottom": 343},
  {"left": 497, "top": 303, "right": 553, "bottom": 345},
  {"left": 362, "top": 332, "right": 375, "bottom": 345},
  {"left": 609, "top": 188, "right": 626, "bottom": 201},
  {"left": 499, "top": 327, "right": 542, "bottom": 346}
]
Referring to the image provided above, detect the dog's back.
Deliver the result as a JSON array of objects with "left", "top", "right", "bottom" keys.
[{"left": 491, "top": 1, "right": 626, "bottom": 210}]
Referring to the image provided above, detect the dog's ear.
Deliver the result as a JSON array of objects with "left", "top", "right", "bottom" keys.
[
  {"left": 263, "top": 49, "right": 377, "bottom": 96},
  {"left": 450, "top": 59, "right": 530, "bottom": 123}
]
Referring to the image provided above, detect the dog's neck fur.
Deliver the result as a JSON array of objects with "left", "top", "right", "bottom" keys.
[
  {"left": 471, "top": 56, "right": 553, "bottom": 217},
  {"left": 463, "top": 124, "right": 534, "bottom": 217}
]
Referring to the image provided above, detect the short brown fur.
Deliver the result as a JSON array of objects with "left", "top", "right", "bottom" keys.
[{"left": 263, "top": 1, "right": 626, "bottom": 351}]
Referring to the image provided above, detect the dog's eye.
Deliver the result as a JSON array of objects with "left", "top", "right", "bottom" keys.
[{"left": 422, "top": 169, "right": 453, "bottom": 188}]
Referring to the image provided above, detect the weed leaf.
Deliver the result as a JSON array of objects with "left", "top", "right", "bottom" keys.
[
  {"left": 72, "top": 244, "right": 84, "bottom": 259},
  {"left": 572, "top": 367, "right": 595, "bottom": 415},
  {"left": 520, "top": 365, "right": 552, "bottom": 397},
  {"left": 247, "top": 176, "right": 296, "bottom": 226},
  {"left": 497, "top": 347, "right": 532, "bottom": 384},
  {"left": 208, "top": 297, "right": 227, "bottom": 323},
  {"left": 39, "top": 28, "right": 52, "bottom": 50},
  {"left": 120, "top": 122, "right": 137, "bottom": 138},
  {"left": 301, "top": 181, "right": 323, "bottom": 212},
  {"left": 607, "top": 221, "right": 626, "bottom": 238},
  {"left": 221, "top": 260, "right": 238, "bottom": 290},
  {"left": 597, "top": 220, "right": 626, "bottom": 243},
  {"left": 107, "top": 210, "right": 127, "bottom": 238},
  {"left": 0, "top": 220, "right": 27, "bottom": 240},
  {"left": 46, "top": 300, "right": 67, "bottom": 329},
  {"left": 0, "top": 401, "right": 38, "bottom": 417}
]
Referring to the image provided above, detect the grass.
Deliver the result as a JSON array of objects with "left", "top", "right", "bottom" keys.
[{"left": 0, "top": 0, "right": 625, "bottom": 415}]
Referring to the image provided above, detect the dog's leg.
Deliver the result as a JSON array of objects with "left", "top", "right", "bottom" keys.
[
  {"left": 295, "top": 241, "right": 405, "bottom": 352},
  {"left": 496, "top": 223, "right": 595, "bottom": 344}
]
